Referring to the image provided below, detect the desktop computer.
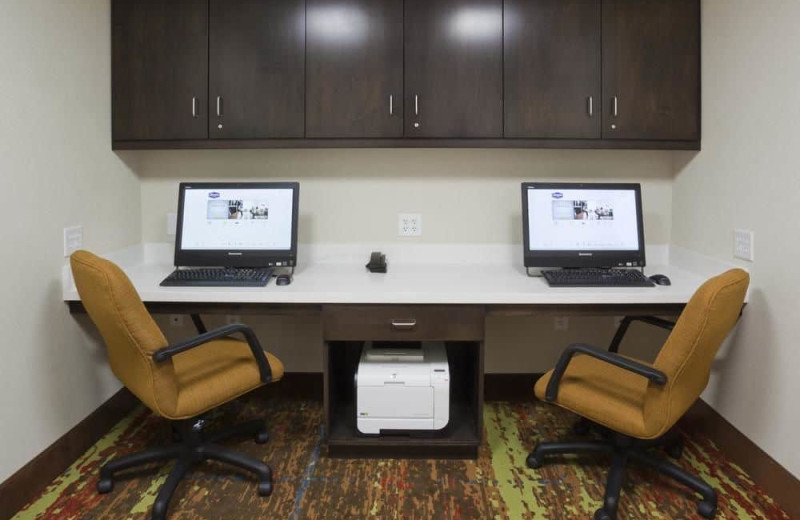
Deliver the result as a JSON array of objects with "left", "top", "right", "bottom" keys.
[
  {"left": 521, "top": 182, "right": 655, "bottom": 287},
  {"left": 161, "top": 182, "right": 299, "bottom": 287}
]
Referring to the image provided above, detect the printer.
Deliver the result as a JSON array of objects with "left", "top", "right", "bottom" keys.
[{"left": 356, "top": 341, "right": 450, "bottom": 435}]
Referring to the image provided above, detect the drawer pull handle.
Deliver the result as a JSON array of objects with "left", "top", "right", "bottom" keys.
[{"left": 391, "top": 319, "right": 417, "bottom": 330}]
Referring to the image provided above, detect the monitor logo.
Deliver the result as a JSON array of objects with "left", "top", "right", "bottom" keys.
[
  {"left": 578, "top": 252, "right": 593, "bottom": 256},
  {"left": 228, "top": 252, "right": 243, "bottom": 256},
  {"left": 552, "top": 192, "right": 564, "bottom": 199},
  {"left": 209, "top": 192, "right": 221, "bottom": 199}
]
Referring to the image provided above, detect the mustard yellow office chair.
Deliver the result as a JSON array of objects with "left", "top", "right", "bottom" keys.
[
  {"left": 70, "top": 250, "right": 285, "bottom": 520},
  {"left": 528, "top": 269, "right": 749, "bottom": 520}
]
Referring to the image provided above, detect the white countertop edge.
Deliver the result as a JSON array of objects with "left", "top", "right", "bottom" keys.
[{"left": 63, "top": 243, "right": 744, "bottom": 305}]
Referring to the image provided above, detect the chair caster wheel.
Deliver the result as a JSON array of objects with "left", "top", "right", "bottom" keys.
[
  {"left": 697, "top": 500, "right": 717, "bottom": 519},
  {"left": 594, "top": 508, "right": 613, "bottom": 520},
  {"left": 258, "top": 480, "right": 273, "bottom": 497},
  {"left": 526, "top": 453, "right": 543, "bottom": 469},
  {"left": 573, "top": 420, "right": 591, "bottom": 436},
  {"left": 255, "top": 430, "right": 270, "bottom": 444},
  {"left": 97, "top": 478, "right": 114, "bottom": 494}
]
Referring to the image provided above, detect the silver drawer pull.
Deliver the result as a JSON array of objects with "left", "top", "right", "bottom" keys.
[
  {"left": 587, "top": 96, "right": 593, "bottom": 117},
  {"left": 612, "top": 96, "right": 619, "bottom": 117},
  {"left": 391, "top": 319, "right": 417, "bottom": 329},
  {"left": 389, "top": 94, "right": 393, "bottom": 116},
  {"left": 192, "top": 97, "right": 198, "bottom": 118},
  {"left": 216, "top": 96, "right": 223, "bottom": 117}
]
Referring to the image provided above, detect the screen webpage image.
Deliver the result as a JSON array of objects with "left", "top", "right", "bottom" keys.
[{"left": 181, "top": 188, "right": 294, "bottom": 251}]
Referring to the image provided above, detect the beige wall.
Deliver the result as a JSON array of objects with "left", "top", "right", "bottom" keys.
[
  {"left": 0, "top": 1, "right": 141, "bottom": 483},
  {"left": 672, "top": 0, "right": 800, "bottom": 478},
  {"left": 136, "top": 149, "right": 674, "bottom": 245}
]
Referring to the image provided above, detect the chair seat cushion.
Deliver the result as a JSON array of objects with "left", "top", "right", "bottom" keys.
[
  {"left": 534, "top": 354, "right": 650, "bottom": 438},
  {"left": 171, "top": 338, "right": 285, "bottom": 419}
]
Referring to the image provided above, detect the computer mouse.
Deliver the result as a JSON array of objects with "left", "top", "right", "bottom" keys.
[
  {"left": 649, "top": 274, "right": 671, "bottom": 286},
  {"left": 275, "top": 274, "right": 292, "bottom": 286}
]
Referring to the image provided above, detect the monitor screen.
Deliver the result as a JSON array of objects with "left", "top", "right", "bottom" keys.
[
  {"left": 175, "top": 182, "right": 299, "bottom": 267},
  {"left": 521, "top": 183, "right": 646, "bottom": 268}
]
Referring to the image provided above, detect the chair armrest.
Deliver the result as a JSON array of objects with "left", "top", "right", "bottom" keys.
[
  {"left": 153, "top": 323, "right": 273, "bottom": 383},
  {"left": 608, "top": 315, "right": 676, "bottom": 353},
  {"left": 545, "top": 343, "right": 667, "bottom": 402}
]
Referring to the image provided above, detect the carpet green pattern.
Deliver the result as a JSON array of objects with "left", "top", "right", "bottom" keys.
[{"left": 11, "top": 396, "right": 790, "bottom": 519}]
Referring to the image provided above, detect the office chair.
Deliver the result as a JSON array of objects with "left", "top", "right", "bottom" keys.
[
  {"left": 527, "top": 268, "right": 749, "bottom": 520},
  {"left": 70, "top": 250, "right": 285, "bottom": 520}
]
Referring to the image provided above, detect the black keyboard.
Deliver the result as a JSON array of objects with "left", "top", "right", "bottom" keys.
[
  {"left": 160, "top": 267, "right": 274, "bottom": 287},
  {"left": 542, "top": 268, "right": 655, "bottom": 287}
]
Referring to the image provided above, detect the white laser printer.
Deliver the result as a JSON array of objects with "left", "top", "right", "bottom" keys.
[{"left": 356, "top": 341, "right": 450, "bottom": 435}]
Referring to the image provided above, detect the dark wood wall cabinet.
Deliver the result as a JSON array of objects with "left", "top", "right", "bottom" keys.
[{"left": 111, "top": 0, "right": 700, "bottom": 150}]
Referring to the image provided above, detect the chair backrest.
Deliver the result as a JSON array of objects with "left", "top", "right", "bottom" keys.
[
  {"left": 644, "top": 268, "right": 750, "bottom": 437},
  {"left": 70, "top": 250, "right": 177, "bottom": 416}
]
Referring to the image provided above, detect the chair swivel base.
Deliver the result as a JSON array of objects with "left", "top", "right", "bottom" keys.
[
  {"left": 97, "top": 418, "right": 272, "bottom": 520},
  {"left": 527, "top": 433, "right": 717, "bottom": 520}
]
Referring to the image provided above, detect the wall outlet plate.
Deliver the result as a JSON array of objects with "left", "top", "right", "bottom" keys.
[
  {"left": 167, "top": 213, "right": 178, "bottom": 236},
  {"left": 398, "top": 213, "right": 422, "bottom": 237},
  {"left": 554, "top": 316, "right": 569, "bottom": 331},
  {"left": 63, "top": 226, "right": 83, "bottom": 257},
  {"left": 734, "top": 229, "right": 754, "bottom": 261},
  {"left": 226, "top": 315, "right": 241, "bottom": 325}
]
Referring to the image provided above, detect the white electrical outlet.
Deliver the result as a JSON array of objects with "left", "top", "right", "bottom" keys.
[
  {"left": 169, "top": 315, "right": 184, "bottom": 327},
  {"left": 226, "top": 315, "right": 241, "bottom": 325},
  {"left": 167, "top": 213, "right": 178, "bottom": 236},
  {"left": 398, "top": 213, "right": 422, "bottom": 237},
  {"left": 554, "top": 316, "right": 569, "bottom": 331},
  {"left": 63, "top": 226, "right": 83, "bottom": 257},
  {"left": 733, "top": 229, "right": 754, "bottom": 261}
]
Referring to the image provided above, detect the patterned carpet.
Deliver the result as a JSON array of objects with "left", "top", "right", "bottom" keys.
[{"left": 11, "top": 394, "right": 790, "bottom": 520}]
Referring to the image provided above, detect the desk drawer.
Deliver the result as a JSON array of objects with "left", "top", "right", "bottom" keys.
[{"left": 322, "top": 305, "right": 485, "bottom": 341}]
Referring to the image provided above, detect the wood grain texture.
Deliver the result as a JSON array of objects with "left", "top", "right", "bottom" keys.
[
  {"left": 112, "top": 137, "right": 701, "bottom": 150},
  {"left": 209, "top": 0, "right": 306, "bottom": 139},
  {"left": 504, "top": 0, "right": 602, "bottom": 138},
  {"left": 404, "top": 0, "right": 503, "bottom": 138},
  {"left": 112, "top": 0, "right": 209, "bottom": 141},
  {"left": 306, "top": 0, "right": 404, "bottom": 138},
  {"left": 602, "top": 0, "right": 700, "bottom": 140},
  {"left": 321, "top": 304, "right": 486, "bottom": 341}
]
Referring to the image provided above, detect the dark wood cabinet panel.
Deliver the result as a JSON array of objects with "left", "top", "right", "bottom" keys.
[
  {"left": 504, "top": 0, "right": 601, "bottom": 139},
  {"left": 602, "top": 0, "right": 700, "bottom": 140},
  {"left": 112, "top": 0, "right": 208, "bottom": 141},
  {"left": 209, "top": 0, "right": 305, "bottom": 139},
  {"left": 405, "top": 0, "right": 503, "bottom": 138},
  {"left": 306, "top": 0, "right": 404, "bottom": 138}
]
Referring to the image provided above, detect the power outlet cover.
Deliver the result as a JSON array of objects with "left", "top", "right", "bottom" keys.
[
  {"left": 398, "top": 213, "right": 422, "bottom": 237},
  {"left": 733, "top": 229, "right": 754, "bottom": 261},
  {"left": 63, "top": 226, "right": 83, "bottom": 257}
]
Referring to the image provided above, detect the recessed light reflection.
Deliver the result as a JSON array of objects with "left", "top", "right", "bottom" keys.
[
  {"left": 308, "top": 6, "right": 368, "bottom": 45},
  {"left": 449, "top": 7, "right": 501, "bottom": 43}
]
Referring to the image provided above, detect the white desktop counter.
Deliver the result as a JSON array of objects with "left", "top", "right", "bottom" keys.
[{"left": 62, "top": 243, "right": 743, "bottom": 307}]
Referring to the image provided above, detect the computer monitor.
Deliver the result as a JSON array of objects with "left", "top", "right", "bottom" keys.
[
  {"left": 174, "top": 182, "right": 299, "bottom": 268},
  {"left": 521, "top": 182, "right": 646, "bottom": 268}
]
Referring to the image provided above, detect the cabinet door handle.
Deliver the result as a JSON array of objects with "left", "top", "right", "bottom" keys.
[
  {"left": 414, "top": 95, "right": 419, "bottom": 116},
  {"left": 192, "top": 97, "right": 198, "bottom": 118},
  {"left": 216, "top": 96, "right": 223, "bottom": 117},
  {"left": 612, "top": 96, "right": 619, "bottom": 118},
  {"left": 391, "top": 319, "right": 417, "bottom": 330},
  {"left": 587, "top": 96, "right": 593, "bottom": 117},
  {"left": 389, "top": 95, "right": 393, "bottom": 116}
]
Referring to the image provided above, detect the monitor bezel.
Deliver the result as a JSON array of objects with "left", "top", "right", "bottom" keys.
[
  {"left": 174, "top": 182, "right": 300, "bottom": 268},
  {"left": 521, "top": 182, "right": 647, "bottom": 268}
]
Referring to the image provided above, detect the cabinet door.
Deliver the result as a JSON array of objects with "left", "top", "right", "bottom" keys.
[
  {"left": 602, "top": 0, "right": 700, "bottom": 140},
  {"left": 405, "top": 0, "right": 503, "bottom": 138},
  {"left": 306, "top": 0, "right": 403, "bottom": 138},
  {"left": 504, "top": 0, "right": 601, "bottom": 139},
  {"left": 209, "top": 0, "right": 305, "bottom": 139},
  {"left": 112, "top": 0, "right": 208, "bottom": 141}
]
